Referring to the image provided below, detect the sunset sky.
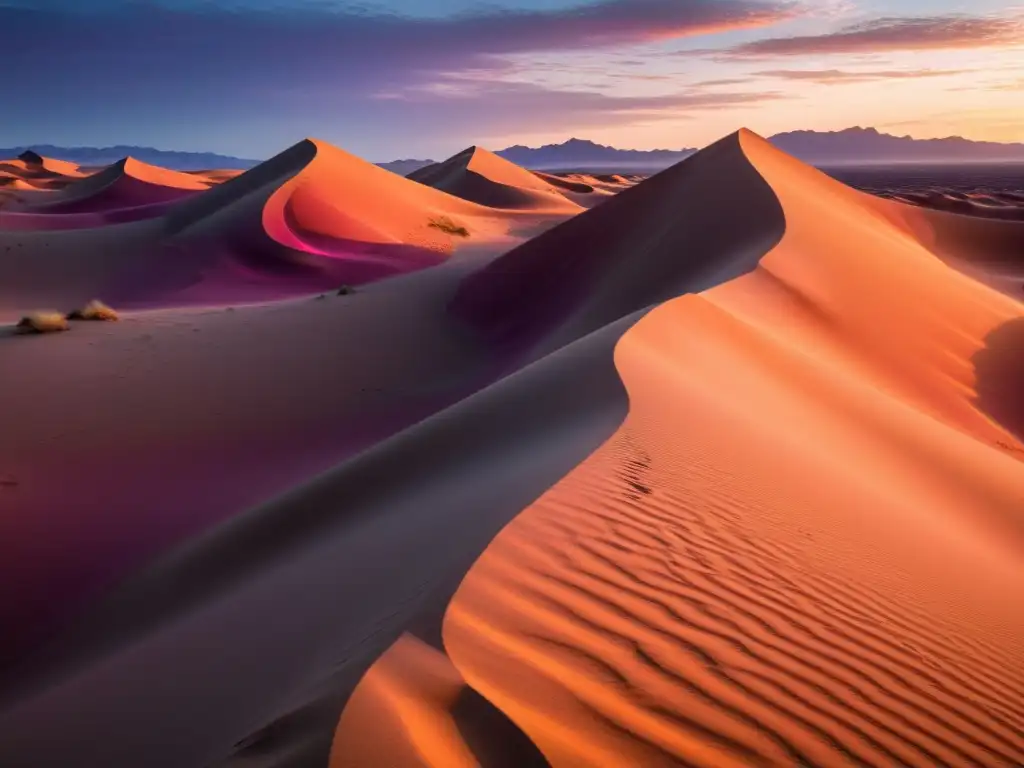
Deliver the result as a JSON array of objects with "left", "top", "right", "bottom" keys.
[{"left": 3, "top": 0, "right": 1022, "bottom": 160}]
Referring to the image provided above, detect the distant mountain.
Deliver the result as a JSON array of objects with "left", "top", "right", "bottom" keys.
[
  {"left": 0, "top": 144, "right": 259, "bottom": 170},
  {"left": 14, "top": 127, "right": 1023, "bottom": 177},
  {"left": 492, "top": 130, "right": 1024, "bottom": 170},
  {"left": 769, "top": 127, "right": 1024, "bottom": 165},
  {"left": 497, "top": 138, "right": 696, "bottom": 170},
  {"left": 377, "top": 158, "right": 436, "bottom": 176}
]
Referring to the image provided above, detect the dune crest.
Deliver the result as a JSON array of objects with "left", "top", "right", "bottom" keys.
[
  {"left": 409, "top": 146, "right": 583, "bottom": 213},
  {"left": 5, "top": 155, "right": 208, "bottom": 214},
  {"left": 263, "top": 139, "right": 511, "bottom": 258},
  {"left": 441, "top": 130, "right": 1024, "bottom": 767}
]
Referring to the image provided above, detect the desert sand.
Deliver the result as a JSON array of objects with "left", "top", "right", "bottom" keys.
[
  {"left": 0, "top": 131, "right": 1021, "bottom": 768},
  {"left": 442, "top": 131, "right": 1024, "bottom": 767},
  {"left": 0, "top": 140, "right": 576, "bottom": 317},
  {"left": 408, "top": 146, "right": 584, "bottom": 214}
]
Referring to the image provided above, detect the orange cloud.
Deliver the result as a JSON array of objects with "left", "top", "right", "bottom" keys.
[
  {"left": 726, "top": 15, "right": 1023, "bottom": 57},
  {"left": 755, "top": 68, "right": 969, "bottom": 84}
]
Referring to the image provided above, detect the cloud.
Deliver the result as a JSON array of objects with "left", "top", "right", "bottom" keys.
[
  {"left": 754, "top": 68, "right": 969, "bottom": 84},
  {"left": 691, "top": 77, "right": 752, "bottom": 87},
  {"left": 985, "top": 78, "right": 1024, "bottom": 91},
  {"left": 376, "top": 78, "right": 786, "bottom": 127},
  {"left": 724, "top": 15, "right": 1024, "bottom": 57},
  {"left": 0, "top": 1, "right": 797, "bottom": 157},
  {"left": 4, "top": 0, "right": 798, "bottom": 77},
  {"left": 318, "top": 78, "right": 787, "bottom": 156},
  {"left": 0, "top": 0, "right": 796, "bottom": 150}
]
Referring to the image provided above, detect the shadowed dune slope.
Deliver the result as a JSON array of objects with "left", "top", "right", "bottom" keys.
[
  {"left": 409, "top": 147, "right": 582, "bottom": 214},
  {"left": 0, "top": 308, "right": 640, "bottom": 768},
  {"left": 0, "top": 262, "right": 519, "bottom": 661},
  {"left": 442, "top": 129, "right": 1024, "bottom": 767},
  {"left": 451, "top": 131, "right": 786, "bottom": 356}
]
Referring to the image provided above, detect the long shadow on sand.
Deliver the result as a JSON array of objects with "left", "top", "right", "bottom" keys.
[{"left": 973, "top": 316, "right": 1024, "bottom": 445}]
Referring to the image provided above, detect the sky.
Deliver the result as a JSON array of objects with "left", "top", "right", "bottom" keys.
[{"left": 2, "top": 0, "right": 1022, "bottom": 161}]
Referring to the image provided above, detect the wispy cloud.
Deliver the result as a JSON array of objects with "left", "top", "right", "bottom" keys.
[
  {"left": 0, "top": 0, "right": 801, "bottom": 154},
  {"left": 985, "top": 77, "right": 1024, "bottom": 90},
  {"left": 691, "top": 77, "right": 752, "bottom": 87},
  {"left": 723, "top": 15, "right": 1024, "bottom": 57},
  {"left": 754, "top": 68, "right": 969, "bottom": 83},
  {"left": 351, "top": 79, "right": 788, "bottom": 151}
]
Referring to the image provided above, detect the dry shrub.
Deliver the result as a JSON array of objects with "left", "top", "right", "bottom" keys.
[
  {"left": 68, "top": 299, "right": 119, "bottom": 321},
  {"left": 17, "top": 311, "right": 69, "bottom": 333},
  {"left": 428, "top": 216, "right": 470, "bottom": 237}
]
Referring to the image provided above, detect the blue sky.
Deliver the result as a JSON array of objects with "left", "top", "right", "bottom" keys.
[{"left": 2, "top": 0, "right": 1021, "bottom": 160}]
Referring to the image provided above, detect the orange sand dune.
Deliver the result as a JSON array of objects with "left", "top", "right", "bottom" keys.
[
  {"left": 0, "top": 153, "right": 87, "bottom": 205},
  {"left": 113, "top": 156, "right": 212, "bottom": 190},
  {"left": 408, "top": 147, "right": 582, "bottom": 214},
  {"left": 0, "top": 151, "right": 86, "bottom": 180},
  {"left": 0, "top": 154, "right": 244, "bottom": 215},
  {"left": 0, "top": 137, "right": 570, "bottom": 317},
  {"left": 186, "top": 168, "right": 245, "bottom": 185},
  {"left": 0, "top": 178, "right": 40, "bottom": 191},
  {"left": 535, "top": 171, "right": 640, "bottom": 199},
  {"left": 1, "top": 155, "right": 213, "bottom": 217},
  {"left": 331, "top": 634, "right": 479, "bottom": 768},
  {"left": 442, "top": 131, "right": 1024, "bottom": 766},
  {"left": 264, "top": 140, "right": 529, "bottom": 255}
]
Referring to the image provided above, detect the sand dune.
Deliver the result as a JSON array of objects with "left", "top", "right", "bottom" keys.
[
  {"left": 532, "top": 171, "right": 640, "bottom": 207},
  {"left": 0, "top": 304, "right": 636, "bottom": 767},
  {"left": 331, "top": 633, "right": 481, "bottom": 767},
  {"left": 263, "top": 140, "right": 526, "bottom": 259},
  {"left": 0, "top": 138, "right": 560, "bottom": 317},
  {"left": 0, "top": 151, "right": 85, "bottom": 181},
  {"left": 3, "top": 157, "right": 208, "bottom": 215},
  {"left": 894, "top": 191, "right": 1024, "bottom": 221},
  {"left": 0, "top": 155, "right": 230, "bottom": 229},
  {"left": 0, "top": 262, "right": 510, "bottom": 661},
  {"left": 0, "top": 152, "right": 87, "bottom": 204},
  {"left": 450, "top": 132, "right": 785, "bottom": 356},
  {"left": 442, "top": 130, "right": 1024, "bottom": 766},
  {"left": 1, "top": 129, "right": 1022, "bottom": 768},
  {"left": 409, "top": 147, "right": 582, "bottom": 214}
]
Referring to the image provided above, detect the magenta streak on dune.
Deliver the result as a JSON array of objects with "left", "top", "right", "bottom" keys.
[
  {"left": 101, "top": 237, "right": 449, "bottom": 311},
  {"left": 265, "top": 195, "right": 448, "bottom": 281}
]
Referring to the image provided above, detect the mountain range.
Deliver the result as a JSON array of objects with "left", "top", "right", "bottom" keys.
[
  {"left": 6, "top": 128, "right": 1024, "bottom": 173},
  {"left": 0, "top": 144, "right": 260, "bottom": 170}
]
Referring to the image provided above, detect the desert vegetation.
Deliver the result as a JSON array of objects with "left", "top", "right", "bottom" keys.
[
  {"left": 428, "top": 215, "right": 470, "bottom": 237},
  {"left": 68, "top": 299, "right": 119, "bottom": 321},
  {"left": 16, "top": 311, "right": 69, "bottom": 333}
]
